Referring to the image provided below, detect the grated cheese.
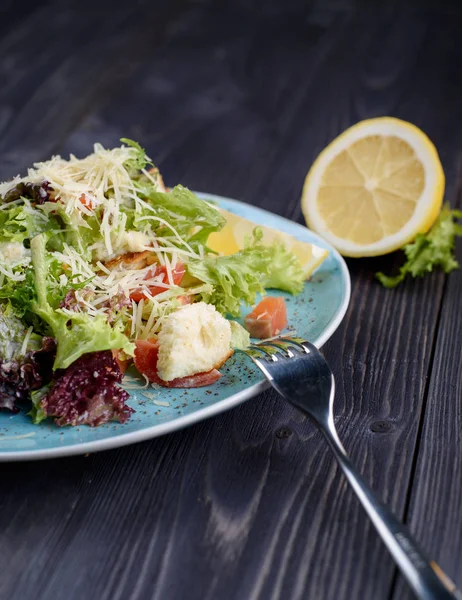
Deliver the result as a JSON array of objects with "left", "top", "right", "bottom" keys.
[
  {"left": 122, "top": 382, "right": 146, "bottom": 390},
  {"left": 163, "top": 253, "right": 174, "bottom": 286},
  {"left": 130, "top": 300, "right": 138, "bottom": 337},
  {"left": 135, "top": 298, "right": 144, "bottom": 338},
  {"left": 153, "top": 399, "right": 170, "bottom": 407},
  {"left": 141, "top": 299, "right": 161, "bottom": 340},
  {"left": 96, "top": 261, "right": 111, "bottom": 275}
]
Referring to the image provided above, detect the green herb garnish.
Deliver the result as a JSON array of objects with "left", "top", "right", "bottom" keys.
[{"left": 376, "top": 205, "right": 462, "bottom": 288}]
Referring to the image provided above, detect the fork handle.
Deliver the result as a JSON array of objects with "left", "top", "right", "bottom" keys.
[{"left": 320, "top": 426, "right": 461, "bottom": 600}]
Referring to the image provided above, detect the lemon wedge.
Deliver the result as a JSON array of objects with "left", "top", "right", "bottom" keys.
[
  {"left": 207, "top": 208, "right": 328, "bottom": 279},
  {"left": 301, "top": 118, "right": 445, "bottom": 257}
]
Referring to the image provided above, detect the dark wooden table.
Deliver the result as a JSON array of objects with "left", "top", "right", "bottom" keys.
[{"left": 2, "top": 1, "right": 462, "bottom": 598}]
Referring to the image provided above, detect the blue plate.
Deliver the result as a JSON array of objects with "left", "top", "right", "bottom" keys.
[{"left": 0, "top": 195, "right": 350, "bottom": 461}]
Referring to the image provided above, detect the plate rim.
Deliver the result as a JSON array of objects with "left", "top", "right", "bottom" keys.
[{"left": 0, "top": 195, "right": 351, "bottom": 461}]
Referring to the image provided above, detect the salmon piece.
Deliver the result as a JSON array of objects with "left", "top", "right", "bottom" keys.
[{"left": 244, "top": 297, "right": 288, "bottom": 339}]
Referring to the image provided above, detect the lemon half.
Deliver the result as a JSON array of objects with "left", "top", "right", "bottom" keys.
[{"left": 301, "top": 118, "right": 445, "bottom": 257}]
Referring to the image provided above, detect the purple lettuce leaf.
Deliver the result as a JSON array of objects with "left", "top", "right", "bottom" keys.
[
  {"left": 0, "top": 337, "right": 56, "bottom": 412},
  {"left": 2, "top": 180, "right": 51, "bottom": 205},
  {"left": 40, "top": 350, "right": 133, "bottom": 427}
]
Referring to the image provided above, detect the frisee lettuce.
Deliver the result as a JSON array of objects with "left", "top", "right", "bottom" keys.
[
  {"left": 137, "top": 185, "right": 226, "bottom": 250},
  {"left": 0, "top": 203, "right": 50, "bottom": 244},
  {"left": 376, "top": 206, "right": 462, "bottom": 288},
  {"left": 44, "top": 203, "right": 101, "bottom": 259},
  {"left": 187, "top": 229, "right": 304, "bottom": 316},
  {"left": 30, "top": 234, "right": 134, "bottom": 369},
  {"left": 229, "top": 321, "right": 250, "bottom": 350},
  {"left": 261, "top": 242, "right": 305, "bottom": 293},
  {"left": 0, "top": 303, "right": 31, "bottom": 361},
  {"left": 120, "top": 137, "right": 153, "bottom": 172},
  {"left": 0, "top": 268, "right": 51, "bottom": 335},
  {"left": 29, "top": 386, "right": 50, "bottom": 424}
]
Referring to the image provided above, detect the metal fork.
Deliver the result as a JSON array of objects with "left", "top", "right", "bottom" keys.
[{"left": 239, "top": 337, "right": 461, "bottom": 600}]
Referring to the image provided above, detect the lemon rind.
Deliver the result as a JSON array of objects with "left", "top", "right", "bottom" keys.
[{"left": 302, "top": 117, "right": 445, "bottom": 257}]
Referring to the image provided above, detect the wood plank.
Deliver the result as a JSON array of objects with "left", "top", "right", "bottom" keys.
[
  {"left": 0, "top": 3, "right": 460, "bottom": 600},
  {"left": 391, "top": 184, "right": 462, "bottom": 596},
  {"left": 0, "top": 0, "right": 189, "bottom": 179},
  {"left": 281, "top": 12, "right": 462, "bottom": 598},
  {"left": 61, "top": 1, "right": 350, "bottom": 199}
]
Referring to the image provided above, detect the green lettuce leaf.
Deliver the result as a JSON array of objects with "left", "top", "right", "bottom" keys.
[
  {"left": 0, "top": 302, "right": 42, "bottom": 361},
  {"left": 187, "top": 253, "right": 266, "bottom": 317},
  {"left": 0, "top": 203, "right": 50, "bottom": 244},
  {"left": 29, "top": 386, "right": 50, "bottom": 424},
  {"left": 42, "top": 203, "right": 101, "bottom": 259},
  {"left": 229, "top": 320, "right": 250, "bottom": 350},
  {"left": 0, "top": 198, "right": 98, "bottom": 260},
  {"left": 262, "top": 242, "right": 305, "bottom": 293},
  {"left": 0, "top": 266, "right": 53, "bottom": 335},
  {"left": 0, "top": 303, "right": 28, "bottom": 360},
  {"left": 137, "top": 185, "right": 226, "bottom": 249},
  {"left": 376, "top": 206, "right": 462, "bottom": 288},
  {"left": 30, "top": 234, "right": 135, "bottom": 369},
  {"left": 187, "top": 229, "right": 304, "bottom": 316},
  {"left": 120, "top": 137, "right": 153, "bottom": 172}
]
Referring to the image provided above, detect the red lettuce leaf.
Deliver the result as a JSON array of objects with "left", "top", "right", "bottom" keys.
[{"left": 41, "top": 350, "right": 133, "bottom": 427}]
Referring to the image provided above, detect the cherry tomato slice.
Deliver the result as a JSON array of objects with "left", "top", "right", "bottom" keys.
[{"left": 133, "top": 339, "right": 221, "bottom": 388}]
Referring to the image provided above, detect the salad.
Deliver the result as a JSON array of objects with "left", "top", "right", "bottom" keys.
[{"left": 0, "top": 140, "right": 309, "bottom": 427}]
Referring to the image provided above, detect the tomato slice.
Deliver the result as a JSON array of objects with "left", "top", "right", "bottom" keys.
[
  {"left": 133, "top": 340, "right": 160, "bottom": 382},
  {"left": 133, "top": 339, "right": 221, "bottom": 388},
  {"left": 244, "top": 296, "right": 288, "bottom": 339},
  {"left": 130, "top": 263, "right": 185, "bottom": 302},
  {"left": 159, "top": 370, "right": 221, "bottom": 388}
]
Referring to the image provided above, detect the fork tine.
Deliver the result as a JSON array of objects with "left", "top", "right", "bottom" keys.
[
  {"left": 247, "top": 344, "right": 279, "bottom": 362},
  {"left": 241, "top": 337, "right": 314, "bottom": 364},
  {"left": 278, "top": 337, "right": 311, "bottom": 352},
  {"left": 261, "top": 337, "right": 311, "bottom": 357},
  {"left": 247, "top": 337, "right": 311, "bottom": 362},
  {"left": 262, "top": 341, "right": 296, "bottom": 358}
]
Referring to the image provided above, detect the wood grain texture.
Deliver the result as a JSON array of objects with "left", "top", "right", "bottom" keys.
[
  {"left": 391, "top": 183, "right": 462, "bottom": 599},
  {"left": 0, "top": 0, "right": 189, "bottom": 179},
  {"left": 0, "top": 2, "right": 462, "bottom": 600}
]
